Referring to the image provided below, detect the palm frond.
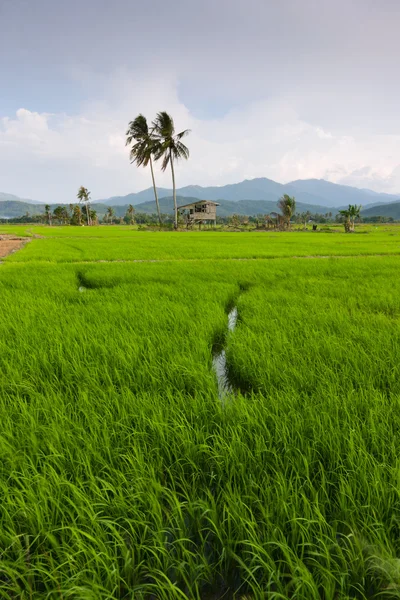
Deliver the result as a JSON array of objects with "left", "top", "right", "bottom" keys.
[
  {"left": 161, "top": 151, "right": 171, "bottom": 172},
  {"left": 175, "top": 141, "right": 190, "bottom": 160},
  {"left": 152, "top": 111, "right": 175, "bottom": 137},
  {"left": 125, "top": 114, "right": 149, "bottom": 145},
  {"left": 176, "top": 129, "right": 190, "bottom": 140}
]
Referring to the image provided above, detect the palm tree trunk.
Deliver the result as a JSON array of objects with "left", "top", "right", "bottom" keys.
[
  {"left": 170, "top": 150, "right": 177, "bottom": 230},
  {"left": 149, "top": 156, "right": 162, "bottom": 227}
]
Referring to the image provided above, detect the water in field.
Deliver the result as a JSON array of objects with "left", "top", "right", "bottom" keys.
[{"left": 213, "top": 306, "right": 238, "bottom": 398}]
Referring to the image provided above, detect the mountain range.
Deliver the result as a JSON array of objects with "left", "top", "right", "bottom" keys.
[
  {"left": 96, "top": 178, "right": 400, "bottom": 209},
  {"left": 2, "top": 177, "right": 400, "bottom": 220}
]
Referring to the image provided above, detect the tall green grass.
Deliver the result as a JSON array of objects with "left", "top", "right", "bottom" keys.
[
  {"left": 1, "top": 252, "right": 400, "bottom": 597},
  {"left": 3, "top": 226, "right": 400, "bottom": 263}
]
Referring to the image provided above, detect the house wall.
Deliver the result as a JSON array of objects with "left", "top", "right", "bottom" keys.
[{"left": 189, "top": 209, "right": 216, "bottom": 220}]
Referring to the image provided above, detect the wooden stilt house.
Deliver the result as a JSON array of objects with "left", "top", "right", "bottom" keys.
[{"left": 177, "top": 200, "right": 219, "bottom": 228}]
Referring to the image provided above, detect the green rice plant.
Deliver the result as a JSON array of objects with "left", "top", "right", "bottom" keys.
[
  {"left": 3, "top": 225, "right": 400, "bottom": 263},
  {"left": 1, "top": 245, "right": 400, "bottom": 597}
]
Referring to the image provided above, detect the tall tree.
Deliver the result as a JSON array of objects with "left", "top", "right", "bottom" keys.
[
  {"left": 277, "top": 195, "right": 296, "bottom": 229},
  {"left": 126, "top": 204, "right": 135, "bottom": 225},
  {"left": 77, "top": 186, "right": 92, "bottom": 225},
  {"left": 53, "top": 206, "right": 64, "bottom": 225},
  {"left": 126, "top": 115, "right": 162, "bottom": 227},
  {"left": 72, "top": 204, "right": 83, "bottom": 226},
  {"left": 44, "top": 204, "right": 52, "bottom": 226},
  {"left": 106, "top": 206, "right": 115, "bottom": 224},
  {"left": 90, "top": 209, "right": 97, "bottom": 225},
  {"left": 152, "top": 112, "right": 190, "bottom": 230}
]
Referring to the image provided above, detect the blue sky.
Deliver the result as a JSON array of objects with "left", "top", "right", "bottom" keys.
[{"left": 1, "top": 0, "right": 400, "bottom": 202}]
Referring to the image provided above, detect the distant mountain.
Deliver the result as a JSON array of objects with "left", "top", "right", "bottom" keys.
[
  {"left": 361, "top": 202, "right": 400, "bottom": 219},
  {"left": 0, "top": 197, "right": 336, "bottom": 220},
  {"left": 96, "top": 177, "right": 400, "bottom": 209},
  {"left": 3, "top": 177, "right": 400, "bottom": 220},
  {"left": 0, "top": 192, "right": 40, "bottom": 204},
  {"left": 129, "top": 196, "right": 337, "bottom": 218},
  {"left": 3, "top": 196, "right": 400, "bottom": 221},
  {"left": 0, "top": 200, "right": 43, "bottom": 218},
  {"left": 287, "top": 179, "right": 400, "bottom": 208},
  {"left": 98, "top": 188, "right": 171, "bottom": 206}
]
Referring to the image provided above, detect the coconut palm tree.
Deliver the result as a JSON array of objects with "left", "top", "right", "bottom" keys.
[
  {"left": 339, "top": 204, "right": 362, "bottom": 232},
  {"left": 277, "top": 195, "right": 296, "bottom": 229},
  {"left": 126, "top": 204, "right": 135, "bottom": 225},
  {"left": 44, "top": 204, "right": 52, "bottom": 226},
  {"left": 152, "top": 112, "right": 190, "bottom": 230},
  {"left": 126, "top": 115, "right": 162, "bottom": 227},
  {"left": 77, "top": 186, "right": 92, "bottom": 225},
  {"left": 106, "top": 206, "right": 115, "bottom": 224}
]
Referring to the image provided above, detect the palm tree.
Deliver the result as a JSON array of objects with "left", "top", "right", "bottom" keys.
[
  {"left": 277, "top": 195, "right": 296, "bottom": 229},
  {"left": 61, "top": 206, "right": 69, "bottom": 225},
  {"left": 126, "top": 204, "right": 135, "bottom": 225},
  {"left": 339, "top": 204, "right": 362, "bottom": 232},
  {"left": 106, "top": 206, "right": 115, "bottom": 224},
  {"left": 90, "top": 209, "right": 97, "bottom": 225},
  {"left": 77, "top": 186, "right": 92, "bottom": 225},
  {"left": 152, "top": 112, "right": 190, "bottom": 230},
  {"left": 44, "top": 204, "right": 52, "bottom": 226},
  {"left": 126, "top": 115, "right": 162, "bottom": 227}
]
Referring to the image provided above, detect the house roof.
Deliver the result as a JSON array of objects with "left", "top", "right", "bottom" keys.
[{"left": 177, "top": 200, "right": 220, "bottom": 209}]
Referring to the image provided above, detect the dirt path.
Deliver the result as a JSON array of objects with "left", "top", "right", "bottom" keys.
[{"left": 0, "top": 235, "right": 29, "bottom": 258}]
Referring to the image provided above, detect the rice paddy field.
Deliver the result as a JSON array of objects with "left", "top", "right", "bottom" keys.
[{"left": 1, "top": 224, "right": 400, "bottom": 598}]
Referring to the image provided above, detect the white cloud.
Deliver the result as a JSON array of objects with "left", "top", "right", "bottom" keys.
[{"left": 1, "top": 75, "right": 400, "bottom": 202}]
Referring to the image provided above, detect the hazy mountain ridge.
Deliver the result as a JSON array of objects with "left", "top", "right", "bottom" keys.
[
  {"left": 4, "top": 196, "right": 400, "bottom": 220},
  {"left": 0, "top": 192, "right": 39, "bottom": 204},
  {"left": 96, "top": 177, "right": 400, "bottom": 208},
  {"left": 361, "top": 202, "right": 400, "bottom": 219},
  {"left": 2, "top": 177, "right": 400, "bottom": 218},
  {"left": 130, "top": 196, "right": 337, "bottom": 217}
]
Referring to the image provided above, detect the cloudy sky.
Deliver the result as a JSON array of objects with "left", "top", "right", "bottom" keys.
[{"left": 1, "top": 0, "right": 399, "bottom": 202}]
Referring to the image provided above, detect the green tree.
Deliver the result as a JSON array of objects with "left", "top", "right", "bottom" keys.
[
  {"left": 106, "top": 206, "right": 115, "bottom": 224},
  {"left": 53, "top": 206, "right": 64, "bottom": 225},
  {"left": 72, "top": 204, "right": 83, "bottom": 226},
  {"left": 126, "top": 204, "right": 135, "bottom": 225},
  {"left": 77, "top": 186, "right": 92, "bottom": 225},
  {"left": 152, "top": 112, "right": 190, "bottom": 230},
  {"left": 126, "top": 115, "right": 162, "bottom": 227},
  {"left": 61, "top": 206, "right": 69, "bottom": 225},
  {"left": 277, "top": 194, "right": 296, "bottom": 229},
  {"left": 90, "top": 209, "right": 97, "bottom": 225},
  {"left": 229, "top": 214, "right": 241, "bottom": 229},
  {"left": 339, "top": 204, "right": 362, "bottom": 233},
  {"left": 44, "top": 204, "right": 52, "bottom": 226},
  {"left": 299, "top": 210, "right": 311, "bottom": 230}
]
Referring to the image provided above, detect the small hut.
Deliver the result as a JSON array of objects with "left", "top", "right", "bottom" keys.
[{"left": 177, "top": 200, "right": 219, "bottom": 228}]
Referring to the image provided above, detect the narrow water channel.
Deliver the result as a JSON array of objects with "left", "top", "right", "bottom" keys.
[{"left": 212, "top": 306, "right": 238, "bottom": 398}]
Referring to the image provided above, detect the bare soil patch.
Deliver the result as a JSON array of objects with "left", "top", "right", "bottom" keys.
[{"left": 0, "top": 235, "right": 29, "bottom": 258}]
